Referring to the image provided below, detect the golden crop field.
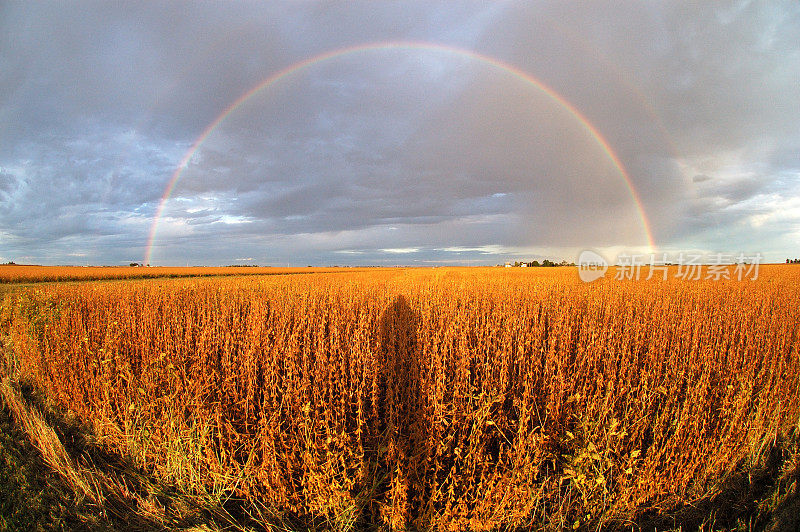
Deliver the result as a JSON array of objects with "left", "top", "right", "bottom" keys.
[
  {"left": 0, "top": 264, "right": 362, "bottom": 284},
  {"left": 1, "top": 266, "right": 799, "bottom": 530}
]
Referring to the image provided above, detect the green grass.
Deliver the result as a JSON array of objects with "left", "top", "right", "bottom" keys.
[
  {"left": 0, "top": 382, "right": 216, "bottom": 531},
  {"left": 0, "top": 401, "right": 96, "bottom": 531}
]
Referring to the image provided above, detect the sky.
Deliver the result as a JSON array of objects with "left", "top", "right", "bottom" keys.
[{"left": 1, "top": 1, "right": 798, "bottom": 266}]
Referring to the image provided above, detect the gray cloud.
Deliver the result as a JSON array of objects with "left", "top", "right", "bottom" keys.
[{"left": 1, "top": 1, "right": 798, "bottom": 265}]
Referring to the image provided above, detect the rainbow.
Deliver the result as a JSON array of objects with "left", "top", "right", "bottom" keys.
[{"left": 145, "top": 41, "right": 655, "bottom": 264}]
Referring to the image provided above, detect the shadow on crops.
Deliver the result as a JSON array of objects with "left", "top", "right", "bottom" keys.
[{"left": 358, "top": 294, "right": 424, "bottom": 527}]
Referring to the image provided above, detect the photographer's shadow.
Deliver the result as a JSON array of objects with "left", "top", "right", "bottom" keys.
[{"left": 360, "top": 294, "right": 425, "bottom": 526}]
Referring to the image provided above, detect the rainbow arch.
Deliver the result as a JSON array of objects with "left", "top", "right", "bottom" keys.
[{"left": 145, "top": 41, "right": 655, "bottom": 264}]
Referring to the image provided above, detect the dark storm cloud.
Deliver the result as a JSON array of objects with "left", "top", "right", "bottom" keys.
[
  {"left": 1, "top": 1, "right": 798, "bottom": 265},
  {"left": 483, "top": 1, "right": 800, "bottom": 256}
]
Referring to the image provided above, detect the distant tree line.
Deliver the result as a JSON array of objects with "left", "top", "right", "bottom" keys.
[
  {"left": 502, "top": 259, "right": 576, "bottom": 267},
  {"left": 788, "top": 258, "right": 800, "bottom": 264}
]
